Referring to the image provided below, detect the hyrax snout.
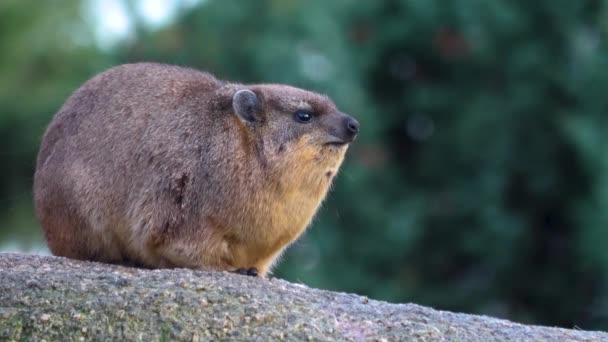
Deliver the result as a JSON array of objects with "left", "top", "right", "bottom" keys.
[{"left": 33, "top": 63, "right": 359, "bottom": 277}]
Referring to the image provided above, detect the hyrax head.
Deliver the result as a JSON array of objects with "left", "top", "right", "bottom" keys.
[{"left": 232, "top": 84, "right": 359, "bottom": 173}]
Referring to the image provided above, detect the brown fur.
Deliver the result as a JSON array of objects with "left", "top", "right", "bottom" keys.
[{"left": 33, "top": 63, "right": 358, "bottom": 276}]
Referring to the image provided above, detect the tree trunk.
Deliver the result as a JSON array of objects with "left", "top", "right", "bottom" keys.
[{"left": 0, "top": 253, "right": 605, "bottom": 341}]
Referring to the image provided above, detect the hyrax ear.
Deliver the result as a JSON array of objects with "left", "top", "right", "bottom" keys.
[{"left": 233, "top": 89, "right": 263, "bottom": 124}]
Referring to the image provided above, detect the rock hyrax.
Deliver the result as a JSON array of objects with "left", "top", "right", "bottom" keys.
[{"left": 34, "top": 63, "right": 359, "bottom": 277}]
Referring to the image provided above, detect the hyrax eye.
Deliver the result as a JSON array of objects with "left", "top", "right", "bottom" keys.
[{"left": 294, "top": 110, "right": 313, "bottom": 123}]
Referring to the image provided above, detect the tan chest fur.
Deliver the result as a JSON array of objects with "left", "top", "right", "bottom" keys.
[{"left": 228, "top": 138, "right": 346, "bottom": 269}]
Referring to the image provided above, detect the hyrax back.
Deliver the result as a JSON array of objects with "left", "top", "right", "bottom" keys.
[{"left": 34, "top": 63, "right": 359, "bottom": 276}]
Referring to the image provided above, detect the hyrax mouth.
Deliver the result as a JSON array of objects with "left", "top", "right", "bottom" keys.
[{"left": 324, "top": 141, "right": 348, "bottom": 147}]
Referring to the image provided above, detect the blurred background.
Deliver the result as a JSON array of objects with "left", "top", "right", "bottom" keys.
[{"left": 2, "top": 0, "right": 608, "bottom": 331}]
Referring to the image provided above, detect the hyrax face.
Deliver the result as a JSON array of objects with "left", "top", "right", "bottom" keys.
[{"left": 233, "top": 84, "right": 359, "bottom": 180}]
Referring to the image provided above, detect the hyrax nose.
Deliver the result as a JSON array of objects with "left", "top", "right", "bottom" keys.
[{"left": 345, "top": 117, "right": 360, "bottom": 138}]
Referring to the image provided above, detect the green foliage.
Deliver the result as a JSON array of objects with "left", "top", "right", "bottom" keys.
[
  {"left": 0, "top": 1, "right": 108, "bottom": 248},
  {"left": 3, "top": 0, "right": 608, "bottom": 330}
]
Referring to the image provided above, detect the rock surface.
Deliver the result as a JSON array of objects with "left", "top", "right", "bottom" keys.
[{"left": 0, "top": 253, "right": 606, "bottom": 341}]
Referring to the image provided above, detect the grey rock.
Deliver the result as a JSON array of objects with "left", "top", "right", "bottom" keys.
[{"left": 0, "top": 253, "right": 605, "bottom": 341}]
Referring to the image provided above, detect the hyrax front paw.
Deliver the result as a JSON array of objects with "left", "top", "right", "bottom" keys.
[{"left": 234, "top": 268, "right": 259, "bottom": 277}]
